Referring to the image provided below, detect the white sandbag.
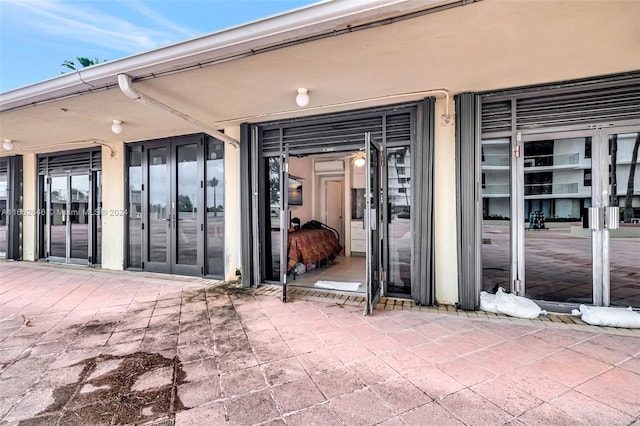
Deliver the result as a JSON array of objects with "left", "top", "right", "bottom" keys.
[
  {"left": 573, "top": 304, "right": 640, "bottom": 328},
  {"left": 479, "top": 291, "right": 499, "bottom": 313},
  {"left": 494, "top": 287, "right": 543, "bottom": 319},
  {"left": 479, "top": 288, "right": 542, "bottom": 318}
]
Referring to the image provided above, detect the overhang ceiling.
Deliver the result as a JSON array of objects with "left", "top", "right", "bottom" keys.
[{"left": 1, "top": 0, "right": 639, "bottom": 155}]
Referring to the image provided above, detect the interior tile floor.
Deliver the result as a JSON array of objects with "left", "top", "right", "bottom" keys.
[{"left": 288, "top": 255, "right": 366, "bottom": 294}]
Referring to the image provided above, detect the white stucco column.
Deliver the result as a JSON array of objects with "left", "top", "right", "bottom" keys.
[
  {"left": 21, "top": 153, "right": 37, "bottom": 261},
  {"left": 224, "top": 127, "right": 242, "bottom": 281},
  {"left": 101, "top": 141, "right": 125, "bottom": 270},
  {"left": 434, "top": 97, "right": 459, "bottom": 305}
]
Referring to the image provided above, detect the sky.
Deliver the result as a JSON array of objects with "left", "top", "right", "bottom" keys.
[{"left": 0, "top": 0, "right": 319, "bottom": 92}]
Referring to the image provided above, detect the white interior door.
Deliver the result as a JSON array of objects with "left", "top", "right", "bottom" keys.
[{"left": 325, "top": 180, "right": 344, "bottom": 246}]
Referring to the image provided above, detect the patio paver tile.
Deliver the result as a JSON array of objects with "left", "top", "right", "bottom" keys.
[
  {"left": 271, "top": 376, "right": 326, "bottom": 414},
  {"left": 2, "top": 262, "right": 640, "bottom": 425},
  {"left": 175, "top": 401, "right": 226, "bottom": 426},
  {"left": 177, "top": 379, "right": 223, "bottom": 409},
  {"left": 284, "top": 402, "right": 343, "bottom": 426},
  {"left": 225, "top": 388, "right": 280, "bottom": 425},
  {"left": 370, "top": 376, "right": 432, "bottom": 415},
  {"left": 329, "top": 388, "right": 394, "bottom": 426},
  {"left": 401, "top": 402, "right": 465, "bottom": 426},
  {"left": 311, "top": 366, "right": 365, "bottom": 400},
  {"left": 472, "top": 376, "right": 544, "bottom": 417},
  {"left": 550, "top": 390, "right": 634, "bottom": 425},
  {"left": 439, "top": 388, "right": 513, "bottom": 426},
  {"left": 515, "top": 402, "right": 584, "bottom": 426},
  {"left": 575, "top": 367, "right": 640, "bottom": 417},
  {"left": 219, "top": 365, "right": 266, "bottom": 398}
]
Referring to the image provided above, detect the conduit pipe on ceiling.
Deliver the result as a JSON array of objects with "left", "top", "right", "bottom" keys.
[
  {"left": 212, "top": 89, "right": 452, "bottom": 128},
  {"left": 3, "top": 139, "right": 116, "bottom": 156},
  {"left": 117, "top": 74, "right": 240, "bottom": 148}
]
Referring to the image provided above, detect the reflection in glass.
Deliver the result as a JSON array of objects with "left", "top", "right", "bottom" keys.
[
  {"left": 387, "top": 146, "right": 411, "bottom": 295},
  {"left": 128, "top": 147, "right": 142, "bottom": 268},
  {"left": 481, "top": 138, "right": 511, "bottom": 292},
  {"left": 0, "top": 164, "right": 7, "bottom": 257},
  {"left": 148, "top": 148, "right": 168, "bottom": 263},
  {"left": 267, "top": 156, "right": 280, "bottom": 281},
  {"left": 177, "top": 144, "right": 198, "bottom": 265},
  {"left": 70, "top": 175, "right": 89, "bottom": 260},
  {"left": 207, "top": 139, "right": 225, "bottom": 276},
  {"left": 368, "top": 141, "right": 381, "bottom": 302},
  {"left": 95, "top": 171, "right": 102, "bottom": 264},
  {"left": 609, "top": 132, "right": 640, "bottom": 307},
  {"left": 524, "top": 137, "right": 592, "bottom": 304},
  {"left": 42, "top": 176, "right": 48, "bottom": 257},
  {"left": 50, "top": 176, "right": 67, "bottom": 258}
]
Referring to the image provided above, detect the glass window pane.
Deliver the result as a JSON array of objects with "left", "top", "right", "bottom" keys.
[
  {"left": 523, "top": 137, "right": 592, "bottom": 304},
  {"left": 387, "top": 146, "right": 411, "bottom": 295},
  {"left": 481, "top": 138, "right": 511, "bottom": 292},
  {"left": 0, "top": 164, "right": 7, "bottom": 257},
  {"left": 610, "top": 132, "right": 640, "bottom": 307},
  {"left": 177, "top": 144, "right": 198, "bottom": 265},
  {"left": 70, "top": 175, "right": 89, "bottom": 260},
  {"left": 267, "top": 156, "right": 280, "bottom": 281},
  {"left": 128, "top": 147, "right": 142, "bottom": 268},
  {"left": 206, "top": 139, "right": 225, "bottom": 276},
  {"left": 50, "top": 176, "right": 67, "bottom": 258},
  {"left": 41, "top": 175, "right": 48, "bottom": 258},
  {"left": 95, "top": 171, "right": 102, "bottom": 264},
  {"left": 148, "top": 148, "right": 168, "bottom": 263}
]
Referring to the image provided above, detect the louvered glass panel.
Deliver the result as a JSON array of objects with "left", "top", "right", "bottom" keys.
[
  {"left": 259, "top": 112, "right": 412, "bottom": 156},
  {"left": 481, "top": 100, "right": 512, "bottom": 134},
  {"left": 386, "top": 113, "right": 412, "bottom": 143},
  {"left": 38, "top": 150, "right": 101, "bottom": 175},
  {"left": 517, "top": 85, "right": 640, "bottom": 129}
]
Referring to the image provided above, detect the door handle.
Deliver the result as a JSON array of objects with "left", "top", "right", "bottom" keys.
[
  {"left": 587, "top": 206, "right": 620, "bottom": 230},
  {"left": 587, "top": 207, "right": 602, "bottom": 230},
  {"left": 605, "top": 206, "right": 620, "bottom": 230}
]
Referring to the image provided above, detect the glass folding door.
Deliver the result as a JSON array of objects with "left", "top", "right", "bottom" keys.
[{"left": 46, "top": 174, "right": 91, "bottom": 264}]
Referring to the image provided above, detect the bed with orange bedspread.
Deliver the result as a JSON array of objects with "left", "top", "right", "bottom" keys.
[{"left": 287, "top": 228, "right": 342, "bottom": 273}]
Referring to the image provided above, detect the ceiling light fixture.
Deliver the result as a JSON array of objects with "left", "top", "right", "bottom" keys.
[
  {"left": 111, "top": 120, "right": 124, "bottom": 134},
  {"left": 353, "top": 153, "right": 366, "bottom": 168},
  {"left": 2, "top": 139, "right": 14, "bottom": 151},
  {"left": 295, "top": 88, "right": 310, "bottom": 107}
]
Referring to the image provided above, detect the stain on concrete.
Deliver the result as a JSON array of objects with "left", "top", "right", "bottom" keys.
[{"left": 18, "top": 351, "right": 186, "bottom": 426}]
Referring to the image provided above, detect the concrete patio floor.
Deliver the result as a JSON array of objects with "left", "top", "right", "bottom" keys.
[{"left": 1, "top": 262, "right": 639, "bottom": 425}]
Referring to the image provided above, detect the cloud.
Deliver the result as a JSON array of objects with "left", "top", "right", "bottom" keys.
[
  {"left": 1, "top": 0, "right": 194, "bottom": 54},
  {"left": 118, "top": 0, "right": 196, "bottom": 39}
]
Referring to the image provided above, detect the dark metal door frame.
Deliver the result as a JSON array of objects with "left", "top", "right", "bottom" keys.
[
  {"left": 280, "top": 145, "right": 290, "bottom": 302},
  {"left": 45, "top": 172, "right": 92, "bottom": 265},
  {"left": 365, "top": 131, "right": 383, "bottom": 314},
  {"left": 248, "top": 102, "right": 431, "bottom": 305},
  {"left": 142, "top": 137, "right": 204, "bottom": 276},
  {"left": 142, "top": 139, "right": 171, "bottom": 274}
]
